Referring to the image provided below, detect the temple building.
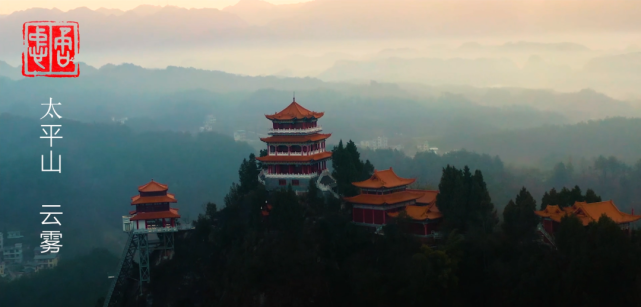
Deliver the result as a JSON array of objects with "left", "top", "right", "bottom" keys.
[
  {"left": 122, "top": 180, "right": 181, "bottom": 232},
  {"left": 345, "top": 168, "right": 443, "bottom": 238},
  {"left": 257, "top": 98, "right": 336, "bottom": 195},
  {"left": 535, "top": 200, "right": 641, "bottom": 242}
]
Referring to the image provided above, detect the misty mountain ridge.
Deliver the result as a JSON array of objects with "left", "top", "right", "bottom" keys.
[
  {"left": 1, "top": 59, "right": 638, "bottom": 124},
  {"left": 2, "top": 3, "right": 640, "bottom": 100},
  {"left": 459, "top": 41, "right": 592, "bottom": 53},
  {"left": 3, "top": 0, "right": 641, "bottom": 54}
]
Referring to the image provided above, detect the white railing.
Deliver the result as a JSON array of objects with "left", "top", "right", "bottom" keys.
[
  {"left": 133, "top": 226, "right": 178, "bottom": 234},
  {"left": 268, "top": 126, "right": 323, "bottom": 135},
  {"left": 269, "top": 149, "right": 324, "bottom": 156},
  {"left": 264, "top": 173, "right": 319, "bottom": 179},
  {"left": 317, "top": 170, "right": 339, "bottom": 198}
]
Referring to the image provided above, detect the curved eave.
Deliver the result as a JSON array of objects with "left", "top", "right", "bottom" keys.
[
  {"left": 344, "top": 191, "right": 422, "bottom": 206},
  {"left": 352, "top": 178, "right": 416, "bottom": 189},
  {"left": 130, "top": 208, "right": 181, "bottom": 221},
  {"left": 256, "top": 151, "right": 332, "bottom": 163},
  {"left": 260, "top": 133, "right": 331, "bottom": 143},
  {"left": 131, "top": 193, "right": 178, "bottom": 205},
  {"left": 265, "top": 113, "right": 324, "bottom": 121}
]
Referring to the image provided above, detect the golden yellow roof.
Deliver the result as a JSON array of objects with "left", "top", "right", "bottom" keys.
[
  {"left": 352, "top": 168, "right": 416, "bottom": 189},
  {"left": 407, "top": 189, "right": 438, "bottom": 205},
  {"left": 344, "top": 190, "right": 423, "bottom": 205},
  {"left": 534, "top": 200, "right": 641, "bottom": 226},
  {"left": 387, "top": 203, "right": 443, "bottom": 221},
  {"left": 265, "top": 101, "right": 324, "bottom": 120}
]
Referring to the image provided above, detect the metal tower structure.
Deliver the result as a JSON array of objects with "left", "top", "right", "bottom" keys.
[
  {"left": 103, "top": 180, "right": 182, "bottom": 307},
  {"left": 103, "top": 226, "right": 177, "bottom": 307}
]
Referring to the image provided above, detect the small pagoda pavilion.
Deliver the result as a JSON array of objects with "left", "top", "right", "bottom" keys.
[
  {"left": 535, "top": 200, "right": 641, "bottom": 237},
  {"left": 123, "top": 180, "right": 181, "bottom": 232},
  {"left": 257, "top": 98, "right": 336, "bottom": 194},
  {"left": 345, "top": 168, "right": 443, "bottom": 237}
]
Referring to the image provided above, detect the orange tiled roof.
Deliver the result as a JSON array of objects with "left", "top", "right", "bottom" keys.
[
  {"left": 534, "top": 200, "right": 641, "bottom": 226},
  {"left": 256, "top": 151, "right": 332, "bottom": 162},
  {"left": 130, "top": 208, "right": 181, "bottom": 221},
  {"left": 265, "top": 101, "right": 324, "bottom": 120},
  {"left": 260, "top": 133, "right": 331, "bottom": 143},
  {"left": 352, "top": 168, "right": 416, "bottom": 189},
  {"left": 138, "top": 180, "right": 168, "bottom": 192},
  {"left": 344, "top": 190, "right": 423, "bottom": 205},
  {"left": 387, "top": 203, "right": 443, "bottom": 221},
  {"left": 131, "top": 193, "right": 177, "bottom": 205},
  {"left": 407, "top": 189, "right": 439, "bottom": 205}
]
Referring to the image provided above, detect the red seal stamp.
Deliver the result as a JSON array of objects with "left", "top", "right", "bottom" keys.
[{"left": 23, "top": 21, "right": 80, "bottom": 77}]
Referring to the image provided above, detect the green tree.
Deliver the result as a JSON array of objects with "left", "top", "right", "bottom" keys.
[
  {"left": 332, "top": 140, "right": 374, "bottom": 197},
  {"left": 238, "top": 153, "right": 261, "bottom": 195},
  {"left": 540, "top": 187, "right": 559, "bottom": 209},
  {"left": 258, "top": 148, "right": 268, "bottom": 169},
  {"left": 437, "top": 165, "right": 497, "bottom": 234},
  {"left": 585, "top": 188, "right": 602, "bottom": 203},
  {"left": 502, "top": 187, "right": 539, "bottom": 242},
  {"left": 541, "top": 186, "right": 601, "bottom": 209},
  {"left": 306, "top": 179, "right": 325, "bottom": 215},
  {"left": 555, "top": 214, "right": 587, "bottom": 258},
  {"left": 270, "top": 185, "right": 305, "bottom": 238}
]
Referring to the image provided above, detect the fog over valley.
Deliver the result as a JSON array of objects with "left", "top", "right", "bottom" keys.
[{"left": 2, "top": 2, "right": 641, "bottom": 306}]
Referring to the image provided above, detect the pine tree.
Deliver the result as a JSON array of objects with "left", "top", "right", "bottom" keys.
[
  {"left": 332, "top": 139, "right": 374, "bottom": 197},
  {"left": 502, "top": 187, "right": 538, "bottom": 242},
  {"left": 585, "top": 189, "right": 602, "bottom": 203},
  {"left": 238, "top": 153, "right": 261, "bottom": 195},
  {"left": 541, "top": 188, "right": 559, "bottom": 209},
  {"left": 437, "top": 165, "right": 495, "bottom": 234},
  {"left": 306, "top": 179, "right": 325, "bottom": 215}
]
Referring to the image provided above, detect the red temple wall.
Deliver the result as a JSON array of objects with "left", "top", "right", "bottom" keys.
[
  {"left": 373, "top": 210, "right": 385, "bottom": 225},
  {"left": 363, "top": 209, "right": 374, "bottom": 224},
  {"left": 353, "top": 208, "right": 363, "bottom": 223}
]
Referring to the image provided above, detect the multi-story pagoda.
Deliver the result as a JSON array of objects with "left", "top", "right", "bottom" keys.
[
  {"left": 112, "top": 180, "right": 180, "bottom": 299},
  {"left": 124, "top": 180, "right": 181, "bottom": 232},
  {"left": 345, "top": 168, "right": 443, "bottom": 238},
  {"left": 257, "top": 98, "right": 336, "bottom": 194}
]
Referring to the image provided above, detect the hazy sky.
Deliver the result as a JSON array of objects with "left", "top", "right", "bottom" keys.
[{"left": 0, "top": 0, "right": 312, "bottom": 14}]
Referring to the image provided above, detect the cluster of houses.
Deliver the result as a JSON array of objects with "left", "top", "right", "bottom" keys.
[{"left": 0, "top": 230, "right": 59, "bottom": 281}]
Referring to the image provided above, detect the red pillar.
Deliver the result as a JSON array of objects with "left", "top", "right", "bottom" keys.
[{"left": 423, "top": 224, "right": 427, "bottom": 236}]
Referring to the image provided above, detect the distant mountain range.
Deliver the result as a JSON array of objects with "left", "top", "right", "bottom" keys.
[
  {"left": 2, "top": 0, "right": 641, "bottom": 57},
  {"left": 1, "top": 60, "right": 638, "bottom": 130}
]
